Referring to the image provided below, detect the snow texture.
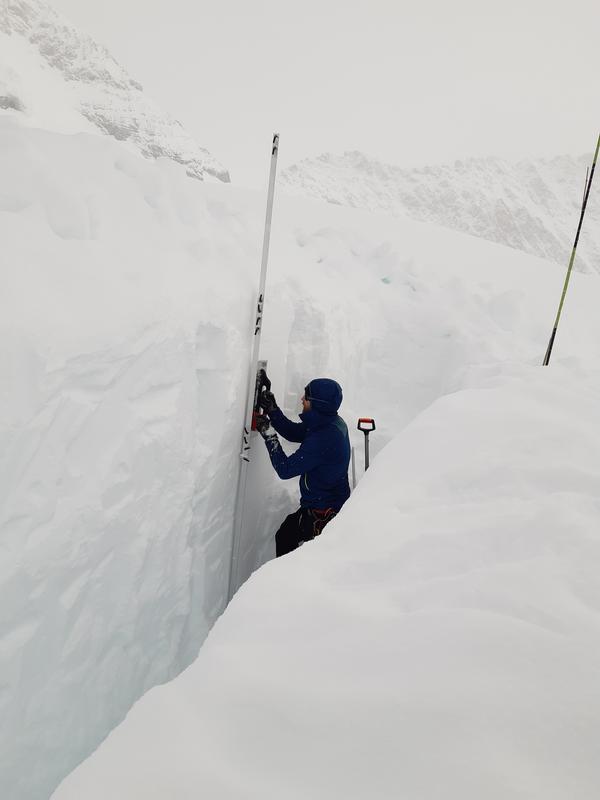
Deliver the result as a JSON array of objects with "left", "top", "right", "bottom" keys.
[
  {"left": 53, "top": 366, "right": 600, "bottom": 800},
  {"left": 280, "top": 150, "right": 600, "bottom": 274},
  {"left": 4, "top": 105, "right": 600, "bottom": 798},
  {"left": 0, "top": 0, "right": 229, "bottom": 182},
  {"left": 3, "top": 13, "right": 600, "bottom": 793}
]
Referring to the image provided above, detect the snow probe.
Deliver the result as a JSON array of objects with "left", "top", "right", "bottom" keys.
[
  {"left": 228, "top": 134, "right": 279, "bottom": 602},
  {"left": 543, "top": 132, "right": 600, "bottom": 366},
  {"left": 357, "top": 417, "right": 376, "bottom": 471}
]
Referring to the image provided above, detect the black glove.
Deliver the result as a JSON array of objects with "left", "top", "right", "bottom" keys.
[
  {"left": 255, "top": 414, "right": 277, "bottom": 440},
  {"left": 260, "top": 388, "right": 277, "bottom": 415}
]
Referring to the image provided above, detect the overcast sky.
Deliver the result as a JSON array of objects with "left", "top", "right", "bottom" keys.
[{"left": 50, "top": 0, "right": 599, "bottom": 187}]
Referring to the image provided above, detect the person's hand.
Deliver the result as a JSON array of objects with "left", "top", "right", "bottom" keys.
[
  {"left": 260, "top": 389, "right": 277, "bottom": 415},
  {"left": 255, "top": 414, "right": 276, "bottom": 439}
]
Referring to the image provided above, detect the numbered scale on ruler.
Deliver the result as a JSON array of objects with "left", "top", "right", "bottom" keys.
[{"left": 229, "top": 134, "right": 280, "bottom": 602}]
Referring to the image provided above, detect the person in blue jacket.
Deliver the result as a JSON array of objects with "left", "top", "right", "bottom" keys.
[{"left": 256, "top": 377, "right": 351, "bottom": 557}]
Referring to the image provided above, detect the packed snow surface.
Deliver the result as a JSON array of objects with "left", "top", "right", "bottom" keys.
[
  {"left": 0, "top": 0, "right": 229, "bottom": 180},
  {"left": 54, "top": 365, "right": 600, "bottom": 800},
  {"left": 281, "top": 150, "right": 600, "bottom": 274},
  {"left": 3, "top": 110, "right": 600, "bottom": 799}
]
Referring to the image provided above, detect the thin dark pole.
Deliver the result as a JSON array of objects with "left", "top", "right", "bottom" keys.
[{"left": 543, "top": 133, "right": 600, "bottom": 366}]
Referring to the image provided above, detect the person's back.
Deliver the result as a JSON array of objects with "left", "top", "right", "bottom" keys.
[{"left": 256, "top": 377, "right": 351, "bottom": 556}]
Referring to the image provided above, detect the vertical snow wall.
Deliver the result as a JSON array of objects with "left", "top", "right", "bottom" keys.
[{"left": 2, "top": 117, "right": 593, "bottom": 799}]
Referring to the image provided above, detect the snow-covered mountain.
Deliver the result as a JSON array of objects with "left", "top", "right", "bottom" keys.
[
  {"left": 280, "top": 150, "right": 600, "bottom": 273},
  {"left": 0, "top": 0, "right": 229, "bottom": 181}
]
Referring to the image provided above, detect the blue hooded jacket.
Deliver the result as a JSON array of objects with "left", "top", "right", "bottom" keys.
[{"left": 264, "top": 378, "right": 351, "bottom": 511}]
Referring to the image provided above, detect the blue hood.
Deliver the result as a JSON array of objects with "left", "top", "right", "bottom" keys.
[{"left": 305, "top": 378, "right": 343, "bottom": 416}]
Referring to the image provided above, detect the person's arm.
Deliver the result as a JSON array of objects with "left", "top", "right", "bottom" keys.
[
  {"left": 264, "top": 432, "right": 322, "bottom": 480},
  {"left": 260, "top": 385, "right": 306, "bottom": 443},
  {"left": 268, "top": 406, "right": 307, "bottom": 443}
]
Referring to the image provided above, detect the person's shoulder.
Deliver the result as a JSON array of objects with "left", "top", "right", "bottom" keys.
[
  {"left": 324, "top": 415, "right": 349, "bottom": 439},
  {"left": 333, "top": 415, "right": 348, "bottom": 433}
]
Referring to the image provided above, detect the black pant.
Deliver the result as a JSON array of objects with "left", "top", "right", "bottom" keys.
[{"left": 275, "top": 508, "right": 338, "bottom": 557}]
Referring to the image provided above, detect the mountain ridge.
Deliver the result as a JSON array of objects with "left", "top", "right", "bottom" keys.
[
  {"left": 0, "top": 0, "right": 230, "bottom": 182},
  {"left": 280, "top": 149, "right": 600, "bottom": 273}
]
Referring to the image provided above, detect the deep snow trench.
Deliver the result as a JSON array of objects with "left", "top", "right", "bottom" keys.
[{"left": 3, "top": 116, "right": 600, "bottom": 799}]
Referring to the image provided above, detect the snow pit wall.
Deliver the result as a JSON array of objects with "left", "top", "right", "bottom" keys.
[
  {"left": 4, "top": 116, "right": 600, "bottom": 799},
  {"left": 53, "top": 367, "right": 600, "bottom": 800}
]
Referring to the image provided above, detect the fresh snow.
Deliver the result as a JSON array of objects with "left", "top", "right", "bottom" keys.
[
  {"left": 53, "top": 364, "right": 600, "bottom": 800},
  {"left": 3, "top": 34, "right": 600, "bottom": 799},
  {"left": 0, "top": 115, "right": 249, "bottom": 800},
  {"left": 280, "top": 150, "right": 600, "bottom": 274}
]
